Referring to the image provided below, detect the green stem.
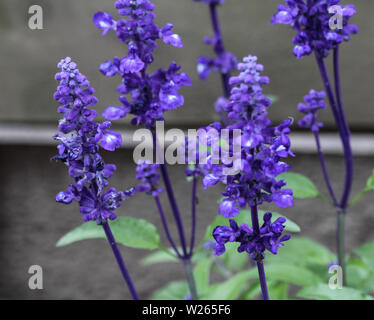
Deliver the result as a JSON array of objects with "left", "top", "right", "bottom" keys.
[
  {"left": 183, "top": 258, "right": 198, "bottom": 300},
  {"left": 337, "top": 210, "right": 346, "bottom": 286},
  {"left": 350, "top": 189, "right": 368, "bottom": 206}
]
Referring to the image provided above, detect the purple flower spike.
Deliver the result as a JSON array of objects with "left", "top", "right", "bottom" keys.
[
  {"left": 53, "top": 58, "right": 134, "bottom": 224},
  {"left": 94, "top": 0, "right": 189, "bottom": 128},
  {"left": 200, "top": 56, "right": 294, "bottom": 212},
  {"left": 272, "top": 1, "right": 358, "bottom": 58}
]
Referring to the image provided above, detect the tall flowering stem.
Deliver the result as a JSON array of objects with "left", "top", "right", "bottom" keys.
[
  {"left": 208, "top": 1, "right": 231, "bottom": 98},
  {"left": 94, "top": 0, "right": 199, "bottom": 299},
  {"left": 272, "top": 0, "right": 358, "bottom": 284},
  {"left": 193, "top": 0, "right": 237, "bottom": 124},
  {"left": 53, "top": 57, "right": 139, "bottom": 299},
  {"left": 203, "top": 56, "right": 294, "bottom": 300}
]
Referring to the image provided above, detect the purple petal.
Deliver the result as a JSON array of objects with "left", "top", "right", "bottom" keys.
[
  {"left": 162, "top": 33, "right": 183, "bottom": 48},
  {"left": 120, "top": 54, "right": 145, "bottom": 74},
  {"left": 202, "top": 174, "right": 221, "bottom": 189},
  {"left": 102, "top": 106, "right": 129, "bottom": 120},
  {"left": 272, "top": 11, "right": 293, "bottom": 25},
  {"left": 219, "top": 200, "right": 240, "bottom": 218},
  {"left": 99, "top": 130, "right": 122, "bottom": 151},
  {"left": 93, "top": 12, "right": 115, "bottom": 36}
]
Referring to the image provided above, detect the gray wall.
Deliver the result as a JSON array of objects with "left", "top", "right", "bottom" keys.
[
  {"left": 0, "top": 0, "right": 373, "bottom": 129},
  {"left": 1, "top": 0, "right": 374, "bottom": 300}
]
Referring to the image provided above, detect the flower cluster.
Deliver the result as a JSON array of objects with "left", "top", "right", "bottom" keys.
[
  {"left": 213, "top": 213, "right": 291, "bottom": 260},
  {"left": 197, "top": 53, "right": 237, "bottom": 81},
  {"left": 93, "top": 0, "right": 192, "bottom": 128},
  {"left": 134, "top": 161, "right": 163, "bottom": 196},
  {"left": 202, "top": 56, "right": 294, "bottom": 218},
  {"left": 54, "top": 57, "right": 126, "bottom": 224},
  {"left": 298, "top": 89, "right": 326, "bottom": 132},
  {"left": 272, "top": 0, "right": 358, "bottom": 58}
]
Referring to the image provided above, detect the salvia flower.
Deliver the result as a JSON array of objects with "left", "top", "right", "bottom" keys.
[
  {"left": 213, "top": 213, "right": 291, "bottom": 261},
  {"left": 298, "top": 89, "right": 326, "bottom": 132},
  {"left": 54, "top": 57, "right": 128, "bottom": 224},
  {"left": 202, "top": 56, "right": 294, "bottom": 218},
  {"left": 93, "top": 0, "right": 191, "bottom": 128},
  {"left": 272, "top": 0, "right": 358, "bottom": 58}
]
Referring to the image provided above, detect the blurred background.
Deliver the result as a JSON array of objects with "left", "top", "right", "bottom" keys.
[{"left": 0, "top": 0, "right": 373, "bottom": 299}]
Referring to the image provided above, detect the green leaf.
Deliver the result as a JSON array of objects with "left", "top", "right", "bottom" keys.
[
  {"left": 266, "top": 237, "right": 335, "bottom": 269},
  {"left": 141, "top": 249, "right": 179, "bottom": 265},
  {"left": 267, "top": 94, "right": 279, "bottom": 103},
  {"left": 350, "top": 170, "right": 374, "bottom": 205},
  {"left": 56, "top": 217, "right": 161, "bottom": 250},
  {"left": 354, "top": 241, "right": 374, "bottom": 271},
  {"left": 297, "top": 283, "right": 374, "bottom": 300},
  {"left": 194, "top": 258, "right": 213, "bottom": 296},
  {"left": 151, "top": 281, "right": 189, "bottom": 300},
  {"left": 265, "top": 263, "right": 321, "bottom": 287},
  {"left": 242, "top": 281, "right": 289, "bottom": 300},
  {"left": 268, "top": 281, "right": 289, "bottom": 300},
  {"left": 241, "top": 280, "right": 261, "bottom": 300},
  {"left": 220, "top": 242, "right": 249, "bottom": 272},
  {"left": 346, "top": 257, "right": 372, "bottom": 290},
  {"left": 203, "top": 214, "right": 227, "bottom": 241},
  {"left": 278, "top": 172, "right": 320, "bottom": 199},
  {"left": 203, "top": 269, "right": 258, "bottom": 300},
  {"left": 367, "top": 171, "right": 374, "bottom": 189}
]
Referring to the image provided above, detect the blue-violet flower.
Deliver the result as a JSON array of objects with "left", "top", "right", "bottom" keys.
[
  {"left": 93, "top": 0, "right": 192, "bottom": 128},
  {"left": 272, "top": 0, "right": 358, "bottom": 58},
  {"left": 213, "top": 213, "right": 291, "bottom": 260},
  {"left": 54, "top": 57, "right": 128, "bottom": 224},
  {"left": 202, "top": 56, "right": 295, "bottom": 218},
  {"left": 298, "top": 89, "right": 326, "bottom": 132}
]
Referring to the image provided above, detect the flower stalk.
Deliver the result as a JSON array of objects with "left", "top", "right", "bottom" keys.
[
  {"left": 183, "top": 258, "right": 199, "bottom": 300},
  {"left": 250, "top": 205, "right": 269, "bottom": 300},
  {"left": 94, "top": 0, "right": 200, "bottom": 299},
  {"left": 337, "top": 209, "right": 347, "bottom": 285},
  {"left": 315, "top": 53, "right": 353, "bottom": 283},
  {"left": 208, "top": 2, "right": 231, "bottom": 98},
  {"left": 102, "top": 223, "right": 139, "bottom": 300},
  {"left": 272, "top": 1, "right": 358, "bottom": 285}
]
